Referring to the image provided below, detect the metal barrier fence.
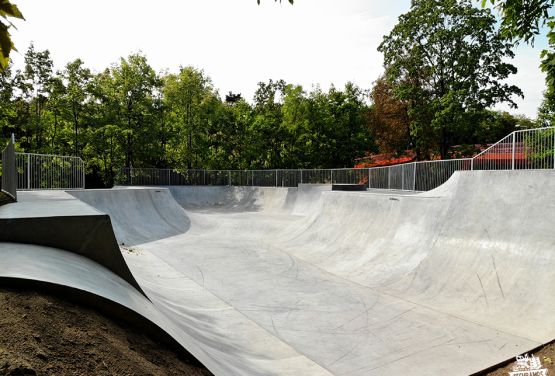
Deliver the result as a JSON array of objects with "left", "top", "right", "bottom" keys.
[
  {"left": 119, "top": 127, "right": 555, "bottom": 192},
  {"left": 1, "top": 134, "right": 17, "bottom": 200},
  {"left": 15, "top": 152, "right": 86, "bottom": 190},
  {"left": 472, "top": 127, "right": 555, "bottom": 170},
  {"left": 117, "top": 168, "right": 369, "bottom": 188}
]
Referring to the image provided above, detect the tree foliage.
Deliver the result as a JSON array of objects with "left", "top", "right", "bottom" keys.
[
  {"left": 1, "top": 45, "right": 375, "bottom": 186},
  {"left": 378, "top": 0, "right": 523, "bottom": 158},
  {"left": 368, "top": 76, "right": 411, "bottom": 154},
  {"left": 483, "top": 0, "right": 555, "bottom": 88},
  {"left": 0, "top": 0, "right": 23, "bottom": 71}
]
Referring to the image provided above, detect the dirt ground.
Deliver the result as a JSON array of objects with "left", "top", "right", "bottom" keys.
[
  {"left": 481, "top": 341, "right": 555, "bottom": 375},
  {"left": 0, "top": 287, "right": 212, "bottom": 376}
]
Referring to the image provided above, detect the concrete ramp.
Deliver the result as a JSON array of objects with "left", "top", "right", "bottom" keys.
[
  {"left": 0, "top": 190, "right": 144, "bottom": 294},
  {"left": 1, "top": 170, "right": 554, "bottom": 375},
  {"left": 0, "top": 242, "right": 331, "bottom": 376},
  {"left": 69, "top": 188, "right": 190, "bottom": 246},
  {"left": 166, "top": 184, "right": 330, "bottom": 215}
]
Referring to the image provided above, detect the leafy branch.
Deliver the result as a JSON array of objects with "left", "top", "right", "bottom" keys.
[{"left": 0, "top": 0, "right": 23, "bottom": 70}]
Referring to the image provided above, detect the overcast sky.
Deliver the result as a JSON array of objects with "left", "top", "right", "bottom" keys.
[{"left": 10, "top": 0, "right": 548, "bottom": 118}]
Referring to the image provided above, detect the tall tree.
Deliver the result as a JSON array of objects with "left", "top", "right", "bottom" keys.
[
  {"left": 110, "top": 53, "right": 160, "bottom": 167},
  {"left": 163, "top": 66, "right": 218, "bottom": 169},
  {"left": 326, "top": 83, "right": 373, "bottom": 167},
  {"left": 378, "top": 0, "right": 523, "bottom": 158},
  {"left": 17, "top": 44, "right": 54, "bottom": 151},
  {"left": 0, "top": 64, "right": 15, "bottom": 141},
  {"left": 61, "top": 59, "right": 93, "bottom": 157},
  {"left": 251, "top": 79, "right": 286, "bottom": 168},
  {"left": 368, "top": 76, "right": 411, "bottom": 154},
  {"left": 281, "top": 84, "right": 311, "bottom": 167}
]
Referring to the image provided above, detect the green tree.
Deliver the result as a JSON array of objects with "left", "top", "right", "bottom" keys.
[
  {"left": 61, "top": 59, "right": 93, "bottom": 157},
  {"left": 109, "top": 53, "right": 161, "bottom": 167},
  {"left": 43, "top": 74, "right": 66, "bottom": 153},
  {"left": 83, "top": 124, "right": 125, "bottom": 186},
  {"left": 225, "top": 98, "right": 255, "bottom": 169},
  {"left": 250, "top": 79, "right": 287, "bottom": 168},
  {"left": 378, "top": 0, "right": 523, "bottom": 158},
  {"left": 281, "top": 84, "right": 311, "bottom": 167},
  {"left": 325, "top": 83, "right": 373, "bottom": 167},
  {"left": 17, "top": 43, "right": 54, "bottom": 151},
  {"left": 0, "top": 64, "right": 16, "bottom": 141},
  {"left": 163, "top": 66, "right": 219, "bottom": 169}
]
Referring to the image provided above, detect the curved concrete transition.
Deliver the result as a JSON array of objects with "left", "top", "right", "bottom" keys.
[{"left": 1, "top": 170, "right": 554, "bottom": 375}]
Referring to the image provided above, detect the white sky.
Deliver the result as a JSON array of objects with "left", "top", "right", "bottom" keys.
[{"left": 9, "top": 0, "right": 548, "bottom": 118}]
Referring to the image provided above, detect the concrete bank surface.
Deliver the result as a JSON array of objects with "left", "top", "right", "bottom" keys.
[{"left": 1, "top": 170, "right": 554, "bottom": 375}]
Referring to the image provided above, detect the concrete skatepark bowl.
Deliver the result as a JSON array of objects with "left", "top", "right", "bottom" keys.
[{"left": 1, "top": 170, "right": 554, "bottom": 375}]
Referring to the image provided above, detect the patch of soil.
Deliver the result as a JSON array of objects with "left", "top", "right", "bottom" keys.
[
  {"left": 481, "top": 342, "right": 555, "bottom": 375},
  {"left": 0, "top": 287, "right": 213, "bottom": 376}
]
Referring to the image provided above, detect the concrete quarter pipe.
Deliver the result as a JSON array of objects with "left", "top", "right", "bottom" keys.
[{"left": 1, "top": 170, "right": 554, "bottom": 375}]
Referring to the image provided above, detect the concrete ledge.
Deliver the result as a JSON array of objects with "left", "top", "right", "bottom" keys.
[
  {"left": 331, "top": 183, "right": 367, "bottom": 191},
  {"left": 0, "top": 191, "right": 145, "bottom": 296}
]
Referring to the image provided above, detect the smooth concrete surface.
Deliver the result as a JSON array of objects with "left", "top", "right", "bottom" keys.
[
  {"left": 1, "top": 170, "right": 554, "bottom": 375},
  {"left": 67, "top": 188, "right": 190, "bottom": 246},
  {"left": 0, "top": 191, "right": 144, "bottom": 294},
  {"left": 0, "top": 242, "right": 331, "bottom": 376}
]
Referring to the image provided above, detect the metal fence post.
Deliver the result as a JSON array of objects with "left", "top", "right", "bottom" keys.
[
  {"left": 27, "top": 154, "right": 30, "bottom": 190},
  {"left": 275, "top": 169, "right": 278, "bottom": 187},
  {"left": 82, "top": 161, "right": 86, "bottom": 188},
  {"left": 511, "top": 132, "right": 516, "bottom": 170},
  {"left": 368, "top": 168, "right": 371, "bottom": 189},
  {"left": 413, "top": 162, "right": 416, "bottom": 191},
  {"left": 330, "top": 169, "right": 334, "bottom": 184},
  {"left": 300, "top": 169, "right": 303, "bottom": 184},
  {"left": 387, "top": 168, "right": 391, "bottom": 189}
]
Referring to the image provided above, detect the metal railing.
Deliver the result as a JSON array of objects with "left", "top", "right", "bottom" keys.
[
  {"left": 15, "top": 152, "right": 86, "bottom": 190},
  {"left": 472, "top": 127, "right": 555, "bottom": 170},
  {"left": 366, "top": 159, "right": 473, "bottom": 191},
  {"left": 117, "top": 167, "right": 370, "bottom": 188},
  {"left": 119, "top": 127, "right": 555, "bottom": 192},
  {"left": 1, "top": 134, "right": 17, "bottom": 200}
]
